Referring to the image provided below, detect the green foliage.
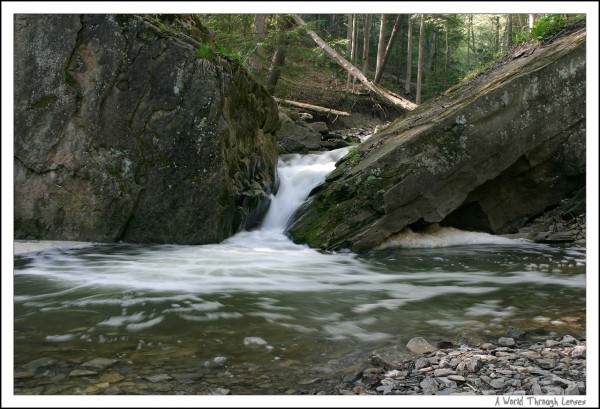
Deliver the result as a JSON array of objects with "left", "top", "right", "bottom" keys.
[
  {"left": 196, "top": 43, "right": 215, "bottom": 59},
  {"left": 531, "top": 14, "right": 585, "bottom": 42}
]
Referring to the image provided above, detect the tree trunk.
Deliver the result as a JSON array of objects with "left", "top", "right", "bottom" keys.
[
  {"left": 405, "top": 15, "right": 413, "bottom": 94},
  {"left": 291, "top": 14, "right": 417, "bottom": 110},
  {"left": 504, "top": 14, "right": 513, "bottom": 50},
  {"left": 396, "top": 16, "right": 405, "bottom": 84},
  {"left": 416, "top": 14, "right": 425, "bottom": 105},
  {"left": 470, "top": 15, "right": 477, "bottom": 66},
  {"left": 347, "top": 14, "right": 358, "bottom": 92},
  {"left": 375, "top": 15, "right": 388, "bottom": 82},
  {"left": 495, "top": 16, "right": 500, "bottom": 54},
  {"left": 361, "top": 14, "right": 372, "bottom": 74},
  {"left": 445, "top": 18, "right": 449, "bottom": 74},
  {"left": 266, "top": 46, "right": 286, "bottom": 93},
  {"left": 427, "top": 26, "right": 436, "bottom": 73},
  {"left": 528, "top": 13, "right": 537, "bottom": 29},
  {"left": 266, "top": 15, "right": 290, "bottom": 93},
  {"left": 274, "top": 97, "right": 350, "bottom": 116},
  {"left": 250, "top": 14, "right": 268, "bottom": 72},
  {"left": 375, "top": 14, "right": 402, "bottom": 84},
  {"left": 346, "top": 14, "right": 353, "bottom": 56}
]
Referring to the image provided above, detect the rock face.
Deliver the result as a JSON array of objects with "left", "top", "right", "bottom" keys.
[
  {"left": 14, "top": 15, "right": 279, "bottom": 244},
  {"left": 288, "top": 30, "right": 586, "bottom": 252}
]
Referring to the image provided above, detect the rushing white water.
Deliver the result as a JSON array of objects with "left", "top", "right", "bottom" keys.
[{"left": 261, "top": 148, "right": 348, "bottom": 231}]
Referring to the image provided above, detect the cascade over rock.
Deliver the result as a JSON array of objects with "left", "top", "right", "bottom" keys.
[
  {"left": 14, "top": 14, "right": 279, "bottom": 244},
  {"left": 287, "top": 30, "right": 586, "bottom": 252}
]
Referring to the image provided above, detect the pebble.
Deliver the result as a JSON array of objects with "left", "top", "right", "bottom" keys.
[
  {"left": 346, "top": 335, "right": 585, "bottom": 396},
  {"left": 498, "top": 337, "right": 516, "bottom": 347},
  {"left": 145, "top": 373, "right": 173, "bottom": 383},
  {"left": 81, "top": 358, "right": 118, "bottom": 369},
  {"left": 69, "top": 369, "right": 98, "bottom": 377},
  {"left": 406, "top": 337, "right": 436, "bottom": 355}
]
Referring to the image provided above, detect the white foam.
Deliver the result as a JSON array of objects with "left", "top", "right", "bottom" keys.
[
  {"left": 45, "top": 334, "right": 75, "bottom": 342},
  {"left": 125, "top": 316, "right": 164, "bottom": 331},
  {"left": 377, "top": 225, "right": 527, "bottom": 249}
]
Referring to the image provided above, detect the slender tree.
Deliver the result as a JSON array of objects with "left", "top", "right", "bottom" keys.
[
  {"left": 504, "top": 14, "right": 513, "bottom": 51},
  {"left": 405, "top": 14, "right": 413, "bottom": 94},
  {"left": 361, "top": 14, "right": 372, "bottom": 74},
  {"left": 375, "top": 15, "right": 388, "bottom": 81},
  {"left": 250, "top": 14, "right": 267, "bottom": 72},
  {"left": 416, "top": 14, "right": 425, "bottom": 104},
  {"left": 375, "top": 14, "right": 402, "bottom": 84}
]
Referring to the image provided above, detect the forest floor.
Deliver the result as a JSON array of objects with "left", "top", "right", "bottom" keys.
[{"left": 266, "top": 53, "right": 408, "bottom": 130}]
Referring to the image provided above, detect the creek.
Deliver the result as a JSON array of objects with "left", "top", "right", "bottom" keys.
[{"left": 13, "top": 148, "right": 586, "bottom": 395}]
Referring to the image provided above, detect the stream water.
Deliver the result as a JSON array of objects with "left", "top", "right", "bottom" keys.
[{"left": 13, "top": 148, "right": 586, "bottom": 395}]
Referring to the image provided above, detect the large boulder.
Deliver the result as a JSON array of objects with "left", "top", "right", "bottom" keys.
[
  {"left": 14, "top": 14, "right": 279, "bottom": 244},
  {"left": 275, "top": 112, "right": 322, "bottom": 152},
  {"left": 288, "top": 30, "right": 586, "bottom": 252}
]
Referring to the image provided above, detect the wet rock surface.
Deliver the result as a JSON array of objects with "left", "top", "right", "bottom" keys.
[{"left": 340, "top": 335, "right": 586, "bottom": 396}]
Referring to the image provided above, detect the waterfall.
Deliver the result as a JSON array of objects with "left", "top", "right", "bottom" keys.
[{"left": 260, "top": 148, "right": 348, "bottom": 232}]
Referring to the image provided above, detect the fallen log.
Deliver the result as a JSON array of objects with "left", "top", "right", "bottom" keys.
[
  {"left": 290, "top": 14, "right": 417, "bottom": 111},
  {"left": 274, "top": 97, "right": 350, "bottom": 116}
]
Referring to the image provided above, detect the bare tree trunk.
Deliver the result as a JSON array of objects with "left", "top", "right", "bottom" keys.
[
  {"left": 291, "top": 14, "right": 417, "bottom": 110},
  {"left": 528, "top": 13, "right": 537, "bottom": 29},
  {"left": 274, "top": 97, "right": 350, "bottom": 116},
  {"left": 427, "top": 26, "right": 436, "bottom": 73},
  {"left": 347, "top": 14, "right": 359, "bottom": 92},
  {"left": 250, "top": 14, "right": 268, "bottom": 72},
  {"left": 266, "top": 46, "right": 285, "bottom": 93},
  {"left": 346, "top": 14, "right": 353, "bottom": 91},
  {"left": 416, "top": 14, "right": 425, "bottom": 105},
  {"left": 495, "top": 15, "right": 500, "bottom": 54},
  {"left": 396, "top": 16, "right": 405, "bottom": 84},
  {"left": 405, "top": 15, "right": 413, "bottom": 94},
  {"left": 346, "top": 14, "right": 353, "bottom": 56},
  {"left": 504, "top": 14, "right": 513, "bottom": 51},
  {"left": 266, "top": 15, "right": 289, "bottom": 93},
  {"left": 361, "top": 14, "right": 372, "bottom": 74},
  {"left": 375, "top": 15, "right": 388, "bottom": 82},
  {"left": 470, "top": 15, "right": 477, "bottom": 66},
  {"left": 351, "top": 14, "right": 359, "bottom": 91},
  {"left": 445, "top": 18, "right": 449, "bottom": 74},
  {"left": 375, "top": 14, "right": 402, "bottom": 84}
]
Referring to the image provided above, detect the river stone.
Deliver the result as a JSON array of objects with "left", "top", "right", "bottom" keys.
[
  {"left": 414, "top": 357, "right": 430, "bottom": 370},
  {"left": 99, "top": 373, "right": 125, "bottom": 383},
  {"left": 561, "top": 335, "right": 578, "bottom": 345},
  {"left": 308, "top": 121, "right": 329, "bottom": 134},
  {"left": 145, "top": 373, "right": 173, "bottom": 383},
  {"left": 537, "top": 359, "right": 556, "bottom": 369},
  {"left": 433, "top": 368, "right": 456, "bottom": 377},
  {"left": 564, "top": 384, "right": 579, "bottom": 395},
  {"left": 465, "top": 356, "right": 484, "bottom": 373},
  {"left": 546, "top": 340, "right": 560, "bottom": 347},
  {"left": 448, "top": 375, "right": 465, "bottom": 382},
  {"left": 81, "top": 358, "right": 117, "bottom": 369},
  {"left": 570, "top": 345, "right": 586, "bottom": 358},
  {"left": 211, "top": 388, "right": 231, "bottom": 395},
  {"left": 498, "top": 337, "right": 516, "bottom": 347},
  {"left": 406, "top": 337, "right": 436, "bottom": 355},
  {"left": 489, "top": 378, "right": 506, "bottom": 389},
  {"left": 14, "top": 371, "right": 35, "bottom": 379},
  {"left": 419, "top": 377, "right": 438, "bottom": 395},
  {"left": 69, "top": 369, "right": 98, "bottom": 377},
  {"left": 23, "top": 357, "right": 57, "bottom": 371}
]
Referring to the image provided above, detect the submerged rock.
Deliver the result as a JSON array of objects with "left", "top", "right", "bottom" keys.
[
  {"left": 287, "top": 30, "right": 586, "bottom": 252},
  {"left": 14, "top": 14, "right": 279, "bottom": 244}
]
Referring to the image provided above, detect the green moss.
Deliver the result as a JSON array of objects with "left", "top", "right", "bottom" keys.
[
  {"left": 157, "top": 154, "right": 173, "bottom": 167},
  {"left": 27, "top": 95, "right": 57, "bottom": 110},
  {"left": 65, "top": 73, "right": 77, "bottom": 87}
]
